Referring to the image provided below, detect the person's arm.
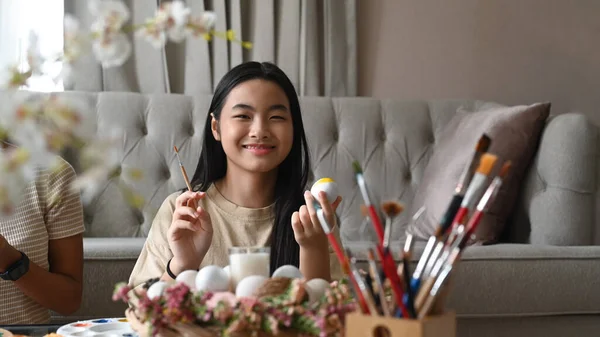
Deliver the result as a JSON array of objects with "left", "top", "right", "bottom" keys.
[
  {"left": 299, "top": 244, "right": 331, "bottom": 281},
  {"left": 0, "top": 160, "right": 84, "bottom": 315},
  {"left": 0, "top": 234, "right": 83, "bottom": 315}
]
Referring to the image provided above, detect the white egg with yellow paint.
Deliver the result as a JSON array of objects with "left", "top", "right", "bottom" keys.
[{"left": 310, "top": 178, "right": 339, "bottom": 205}]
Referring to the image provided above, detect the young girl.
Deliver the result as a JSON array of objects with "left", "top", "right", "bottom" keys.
[{"left": 129, "top": 62, "right": 344, "bottom": 289}]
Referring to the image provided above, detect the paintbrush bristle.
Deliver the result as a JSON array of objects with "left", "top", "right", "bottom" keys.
[
  {"left": 499, "top": 160, "right": 512, "bottom": 178},
  {"left": 476, "top": 134, "right": 492, "bottom": 152},
  {"left": 382, "top": 201, "right": 404, "bottom": 218},
  {"left": 360, "top": 204, "right": 369, "bottom": 216},
  {"left": 352, "top": 161, "right": 363, "bottom": 175},
  {"left": 475, "top": 153, "right": 498, "bottom": 176}
]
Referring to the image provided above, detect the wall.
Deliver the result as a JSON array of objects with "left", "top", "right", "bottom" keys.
[{"left": 358, "top": 0, "right": 600, "bottom": 125}]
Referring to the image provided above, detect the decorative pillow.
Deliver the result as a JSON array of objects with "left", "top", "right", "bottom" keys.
[{"left": 406, "top": 102, "right": 551, "bottom": 244}]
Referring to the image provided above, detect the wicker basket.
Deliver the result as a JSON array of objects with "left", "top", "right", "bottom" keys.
[
  {"left": 120, "top": 277, "right": 351, "bottom": 337},
  {"left": 126, "top": 308, "right": 309, "bottom": 337}
]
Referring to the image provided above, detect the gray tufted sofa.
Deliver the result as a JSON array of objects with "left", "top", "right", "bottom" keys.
[{"left": 2, "top": 90, "right": 599, "bottom": 337}]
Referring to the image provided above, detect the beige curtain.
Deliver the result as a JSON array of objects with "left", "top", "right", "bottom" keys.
[{"left": 64, "top": 0, "right": 357, "bottom": 97}]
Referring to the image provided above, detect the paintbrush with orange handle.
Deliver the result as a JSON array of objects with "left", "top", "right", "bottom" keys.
[
  {"left": 410, "top": 134, "right": 491, "bottom": 294},
  {"left": 420, "top": 153, "right": 498, "bottom": 282}
]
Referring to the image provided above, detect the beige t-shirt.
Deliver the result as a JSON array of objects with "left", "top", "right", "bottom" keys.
[
  {"left": 0, "top": 159, "right": 85, "bottom": 324},
  {"left": 129, "top": 184, "right": 344, "bottom": 288}
]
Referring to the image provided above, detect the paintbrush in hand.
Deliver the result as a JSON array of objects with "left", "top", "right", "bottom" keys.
[{"left": 174, "top": 145, "right": 196, "bottom": 209}]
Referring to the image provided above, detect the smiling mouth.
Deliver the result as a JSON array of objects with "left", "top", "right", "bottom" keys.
[{"left": 243, "top": 145, "right": 276, "bottom": 149}]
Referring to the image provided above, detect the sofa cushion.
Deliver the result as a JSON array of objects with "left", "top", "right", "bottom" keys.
[{"left": 406, "top": 102, "right": 551, "bottom": 244}]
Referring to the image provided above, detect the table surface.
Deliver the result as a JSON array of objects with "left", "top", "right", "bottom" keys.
[{"left": 0, "top": 324, "right": 61, "bottom": 337}]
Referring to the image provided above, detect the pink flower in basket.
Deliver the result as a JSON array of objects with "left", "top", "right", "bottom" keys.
[
  {"left": 206, "top": 292, "right": 238, "bottom": 322},
  {"left": 112, "top": 282, "right": 132, "bottom": 302},
  {"left": 206, "top": 291, "right": 238, "bottom": 309}
]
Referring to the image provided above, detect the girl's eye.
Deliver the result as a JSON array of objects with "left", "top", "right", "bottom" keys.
[
  {"left": 234, "top": 114, "right": 250, "bottom": 119},
  {"left": 270, "top": 115, "right": 286, "bottom": 120}
]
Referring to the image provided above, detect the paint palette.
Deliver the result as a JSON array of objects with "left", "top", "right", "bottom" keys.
[
  {"left": 0, "top": 328, "right": 14, "bottom": 337},
  {"left": 56, "top": 318, "right": 137, "bottom": 337}
]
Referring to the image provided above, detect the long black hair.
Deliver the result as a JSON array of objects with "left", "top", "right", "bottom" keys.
[{"left": 189, "top": 61, "right": 311, "bottom": 273}]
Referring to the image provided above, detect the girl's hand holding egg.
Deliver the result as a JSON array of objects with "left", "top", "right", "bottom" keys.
[{"left": 291, "top": 178, "right": 342, "bottom": 249}]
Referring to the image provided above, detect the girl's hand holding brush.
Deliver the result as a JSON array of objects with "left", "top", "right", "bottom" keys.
[{"left": 167, "top": 191, "right": 213, "bottom": 277}]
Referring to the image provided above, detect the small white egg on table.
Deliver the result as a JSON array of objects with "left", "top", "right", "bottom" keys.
[
  {"left": 235, "top": 275, "right": 268, "bottom": 298},
  {"left": 310, "top": 178, "right": 339, "bottom": 205},
  {"left": 304, "top": 278, "right": 331, "bottom": 304},
  {"left": 175, "top": 269, "right": 198, "bottom": 290},
  {"left": 195, "top": 265, "right": 230, "bottom": 292},
  {"left": 147, "top": 281, "right": 168, "bottom": 299},
  {"left": 272, "top": 264, "right": 303, "bottom": 279}
]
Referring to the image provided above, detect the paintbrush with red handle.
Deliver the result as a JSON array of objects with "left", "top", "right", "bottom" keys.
[{"left": 351, "top": 162, "right": 411, "bottom": 318}]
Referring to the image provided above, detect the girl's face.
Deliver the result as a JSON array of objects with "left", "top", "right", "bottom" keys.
[{"left": 212, "top": 79, "right": 294, "bottom": 175}]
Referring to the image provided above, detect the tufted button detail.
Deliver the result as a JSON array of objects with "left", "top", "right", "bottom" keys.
[
  {"left": 163, "top": 168, "right": 171, "bottom": 180},
  {"left": 189, "top": 127, "right": 195, "bottom": 137},
  {"left": 381, "top": 132, "right": 386, "bottom": 141},
  {"left": 333, "top": 130, "right": 339, "bottom": 141},
  {"left": 405, "top": 172, "right": 412, "bottom": 181},
  {"left": 141, "top": 125, "right": 148, "bottom": 136}
]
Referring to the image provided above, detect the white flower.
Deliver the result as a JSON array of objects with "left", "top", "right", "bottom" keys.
[
  {"left": 88, "top": 0, "right": 130, "bottom": 31},
  {"left": 88, "top": 0, "right": 132, "bottom": 67},
  {"left": 92, "top": 32, "right": 132, "bottom": 68},
  {"left": 199, "top": 11, "right": 217, "bottom": 30},
  {"left": 136, "top": 20, "right": 167, "bottom": 49},
  {"left": 167, "top": 1, "right": 191, "bottom": 42},
  {"left": 169, "top": 1, "right": 191, "bottom": 27},
  {"left": 187, "top": 11, "right": 217, "bottom": 37},
  {"left": 63, "top": 14, "right": 88, "bottom": 64},
  {"left": 139, "top": 0, "right": 192, "bottom": 47}
]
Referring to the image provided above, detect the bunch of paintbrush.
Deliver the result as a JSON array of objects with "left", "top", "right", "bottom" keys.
[
  {"left": 345, "top": 134, "right": 512, "bottom": 320},
  {"left": 350, "top": 161, "right": 430, "bottom": 318},
  {"left": 406, "top": 134, "right": 513, "bottom": 319}
]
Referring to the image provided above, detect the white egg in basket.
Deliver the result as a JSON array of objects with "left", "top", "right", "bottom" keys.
[
  {"left": 223, "top": 265, "right": 231, "bottom": 277},
  {"left": 272, "top": 264, "right": 303, "bottom": 279},
  {"left": 310, "top": 178, "right": 339, "bottom": 205},
  {"left": 147, "top": 280, "right": 168, "bottom": 299},
  {"left": 304, "top": 278, "right": 331, "bottom": 303},
  {"left": 195, "top": 265, "right": 230, "bottom": 292},
  {"left": 175, "top": 269, "right": 198, "bottom": 290},
  {"left": 235, "top": 275, "right": 268, "bottom": 298}
]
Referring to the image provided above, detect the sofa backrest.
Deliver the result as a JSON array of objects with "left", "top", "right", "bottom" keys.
[{"left": 1, "top": 90, "right": 598, "bottom": 245}]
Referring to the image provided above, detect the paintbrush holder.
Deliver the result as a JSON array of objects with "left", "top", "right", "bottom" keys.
[{"left": 344, "top": 311, "right": 456, "bottom": 337}]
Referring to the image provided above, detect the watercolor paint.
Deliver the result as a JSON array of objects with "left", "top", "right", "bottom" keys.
[{"left": 57, "top": 318, "right": 137, "bottom": 337}]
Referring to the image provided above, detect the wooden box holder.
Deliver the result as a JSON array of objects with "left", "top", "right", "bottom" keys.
[
  {"left": 344, "top": 271, "right": 456, "bottom": 337},
  {"left": 344, "top": 311, "right": 456, "bottom": 337}
]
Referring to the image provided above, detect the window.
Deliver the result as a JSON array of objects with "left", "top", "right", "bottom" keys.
[{"left": 0, "top": 0, "right": 64, "bottom": 92}]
